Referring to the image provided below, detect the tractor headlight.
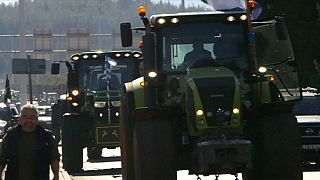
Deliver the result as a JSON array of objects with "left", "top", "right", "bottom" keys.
[
  {"left": 196, "top": 109, "right": 204, "bottom": 116},
  {"left": 94, "top": 102, "right": 106, "bottom": 108},
  {"left": 157, "top": 18, "right": 166, "bottom": 24},
  {"left": 111, "top": 101, "right": 121, "bottom": 107},
  {"left": 71, "top": 90, "right": 79, "bottom": 96},
  {"left": 232, "top": 108, "right": 240, "bottom": 114}
]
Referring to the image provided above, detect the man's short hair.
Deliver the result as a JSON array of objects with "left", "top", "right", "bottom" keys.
[{"left": 20, "top": 104, "right": 39, "bottom": 116}]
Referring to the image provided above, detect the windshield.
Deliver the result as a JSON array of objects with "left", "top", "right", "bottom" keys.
[
  {"left": 293, "top": 96, "right": 320, "bottom": 115},
  {"left": 159, "top": 22, "right": 248, "bottom": 72},
  {"left": 76, "top": 57, "right": 140, "bottom": 91}
]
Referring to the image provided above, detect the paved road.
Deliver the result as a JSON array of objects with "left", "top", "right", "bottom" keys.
[{"left": 57, "top": 147, "right": 320, "bottom": 180}]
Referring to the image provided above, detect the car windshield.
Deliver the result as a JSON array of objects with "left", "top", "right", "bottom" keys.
[
  {"left": 0, "top": 107, "right": 11, "bottom": 121},
  {"left": 293, "top": 96, "right": 320, "bottom": 115},
  {"left": 37, "top": 107, "right": 52, "bottom": 116},
  {"left": 159, "top": 22, "right": 248, "bottom": 72}
]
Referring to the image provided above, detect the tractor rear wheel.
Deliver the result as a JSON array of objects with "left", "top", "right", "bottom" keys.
[
  {"left": 62, "top": 114, "right": 83, "bottom": 173},
  {"left": 244, "top": 113, "right": 302, "bottom": 180},
  {"left": 133, "top": 119, "right": 177, "bottom": 180}
]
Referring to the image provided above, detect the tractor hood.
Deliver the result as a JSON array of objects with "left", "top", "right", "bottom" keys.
[{"left": 185, "top": 67, "right": 242, "bottom": 135}]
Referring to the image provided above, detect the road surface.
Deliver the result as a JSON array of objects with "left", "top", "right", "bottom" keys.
[{"left": 61, "top": 147, "right": 320, "bottom": 180}]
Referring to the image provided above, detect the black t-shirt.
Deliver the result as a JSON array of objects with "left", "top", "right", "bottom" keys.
[{"left": 18, "top": 131, "right": 37, "bottom": 179}]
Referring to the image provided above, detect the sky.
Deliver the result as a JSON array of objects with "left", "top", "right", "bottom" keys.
[
  {"left": 0, "top": 0, "right": 207, "bottom": 8},
  {"left": 0, "top": 0, "right": 16, "bottom": 3}
]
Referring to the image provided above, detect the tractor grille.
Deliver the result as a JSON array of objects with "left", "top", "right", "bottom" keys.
[{"left": 194, "top": 77, "right": 235, "bottom": 126}]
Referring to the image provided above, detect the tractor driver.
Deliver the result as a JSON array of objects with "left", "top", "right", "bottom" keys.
[{"left": 178, "top": 39, "right": 213, "bottom": 70}]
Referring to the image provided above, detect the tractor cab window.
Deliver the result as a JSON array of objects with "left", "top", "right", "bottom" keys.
[
  {"left": 77, "top": 58, "right": 141, "bottom": 91},
  {"left": 160, "top": 22, "right": 248, "bottom": 75}
]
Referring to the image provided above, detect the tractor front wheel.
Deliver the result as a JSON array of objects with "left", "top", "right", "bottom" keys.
[
  {"left": 61, "top": 114, "right": 83, "bottom": 173},
  {"left": 133, "top": 119, "right": 177, "bottom": 180}
]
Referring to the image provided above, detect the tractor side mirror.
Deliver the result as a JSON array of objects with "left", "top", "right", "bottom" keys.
[
  {"left": 120, "top": 22, "right": 133, "bottom": 47},
  {"left": 51, "top": 63, "right": 60, "bottom": 74}
]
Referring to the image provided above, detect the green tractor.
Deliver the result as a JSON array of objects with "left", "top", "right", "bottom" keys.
[
  {"left": 119, "top": 1, "right": 303, "bottom": 179},
  {"left": 51, "top": 50, "right": 142, "bottom": 173}
]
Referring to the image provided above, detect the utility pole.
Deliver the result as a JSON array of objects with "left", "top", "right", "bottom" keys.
[
  {"left": 19, "top": 0, "right": 28, "bottom": 105},
  {"left": 181, "top": 0, "right": 185, "bottom": 11}
]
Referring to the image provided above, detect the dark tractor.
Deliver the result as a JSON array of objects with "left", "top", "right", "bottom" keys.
[
  {"left": 119, "top": 1, "right": 302, "bottom": 179},
  {"left": 51, "top": 50, "right": 142, "bottom": 173}
]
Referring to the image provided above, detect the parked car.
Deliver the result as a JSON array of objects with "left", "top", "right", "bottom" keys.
[
  {"left": 36, "top": 105, "right": 52, "bottom": 131},
  {"left": 0, "top": 119, "right": 7, "bottom": 137},
  {"left": 0, "top": 103, "right": 20, "bottom": 138},
  {"left": 293, "top": 90, "right": 320, "bottom": 169}
]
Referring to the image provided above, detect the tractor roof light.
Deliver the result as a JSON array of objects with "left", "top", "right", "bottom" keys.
[
  {"left": 115, "top": 53, "right": 121, "bottom": 57},
  {"left": 170, "top": 17, "right": 179, "bottom": 24},
  {"left": 133, "top": 53, "right": 141, "bottom": 58},
  {"left": 124, "top": 53, "right": 131, "bottom": 57},
  {"left": 82, "top": 55, "right": 89, "bottom": 59},
  {"left": 240, "top": 14, "right": 247, "bottom": 20},
  {"left": 138, "top": 6, "right": 147, "bottom": 17},
  {"left": 157, "top": 18, "right": 166, "bottom": 25},
  {"left": 227, "top": 16, "right": 236, "bottom": 22},
  {"left": 92, "top": 54, "right": 99, "bottom": 59},
  {"left": 72, "top": 55, "right": 80, "bottom": 61},
  {"left": 148, "top": 71, "right": 157, "bottom": 78}
]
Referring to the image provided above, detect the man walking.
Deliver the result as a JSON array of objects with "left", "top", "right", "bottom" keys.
[{"left": 0, "top": 104, "right": 60, "bottom": 180}]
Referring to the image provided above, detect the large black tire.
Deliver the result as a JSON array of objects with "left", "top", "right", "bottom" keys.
[
  {"left": 134, "top": 119, "right": 177, "bottom": 180},
  {"left": 87, "top": 147, "right": 102, "bottom": 159},
  {"left": 244, "top": 113, "right": 302, "bottom": 180},
  {"left": 120, "top": 89, "right": 135, "bottom": 180},
  {"left": 62, "top": 114, "right": 83, "bottom": 173}
]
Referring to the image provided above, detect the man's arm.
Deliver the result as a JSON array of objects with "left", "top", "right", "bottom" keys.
[
  {"left": 0, "top": 164, "right": 5, "bottom": 180},
  {"left": 50, "top": 160, "right": 59, "bottom": 180},
  {"left": 47, "top": 130, "right": 61, "bottom": 180},
  {"left": 0, "top": 136, "right": 9, "bottom": 180}
]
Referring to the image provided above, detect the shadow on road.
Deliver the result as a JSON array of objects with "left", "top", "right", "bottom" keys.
[{"left": 70, "top": 168, "right": 122, "bottom": 176}]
